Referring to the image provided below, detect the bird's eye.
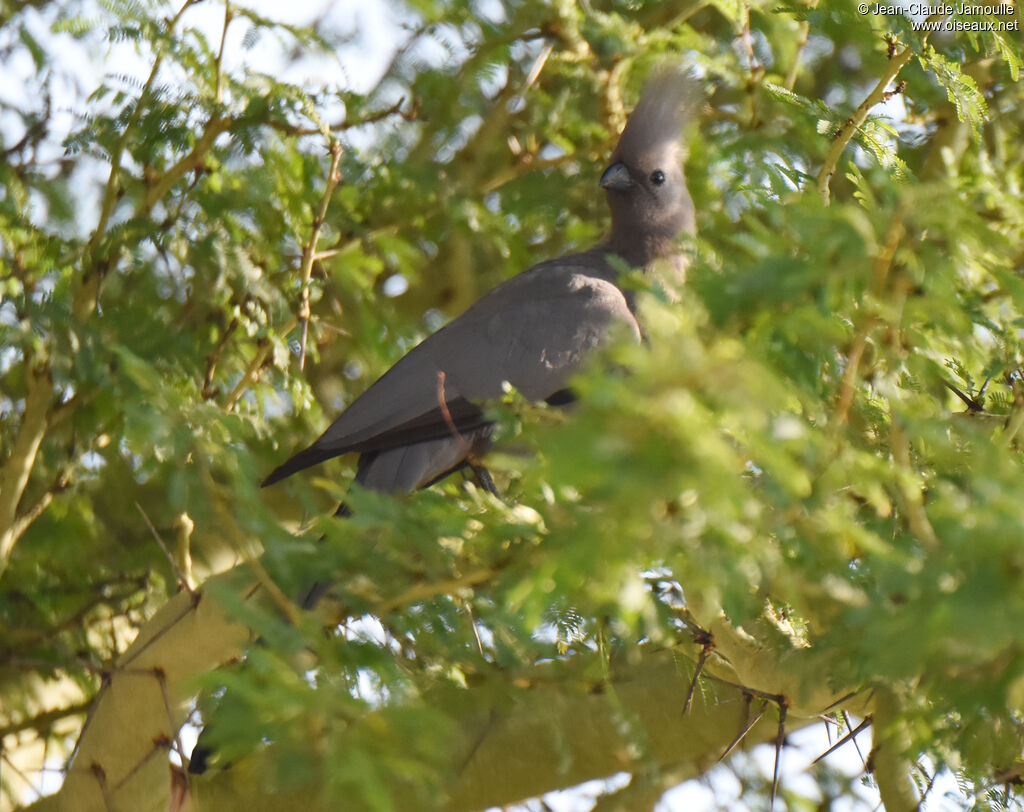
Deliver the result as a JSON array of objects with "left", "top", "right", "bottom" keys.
[{"left": 650, "top": 170, "right": 666, "bottom": 186}]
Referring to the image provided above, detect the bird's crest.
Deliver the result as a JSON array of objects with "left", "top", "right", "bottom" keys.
[{"left": 612, "top": 66, "right": 701, "bottom": 165}]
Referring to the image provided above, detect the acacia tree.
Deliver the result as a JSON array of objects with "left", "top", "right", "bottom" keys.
[{"left": 2, "top": 0, "right": 1023, "bottom": 810}]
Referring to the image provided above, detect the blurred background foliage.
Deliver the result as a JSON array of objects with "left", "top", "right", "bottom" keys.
[{"left": 1, "top": 0, "right": 1024, "bottom": 808}]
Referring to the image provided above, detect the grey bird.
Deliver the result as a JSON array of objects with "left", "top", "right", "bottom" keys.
[
  {"left": 262, "top": 68, "right": 700, "bottom": 500},
  {"left": 190, "top": 71, "right": 700, "bottom": 780}
]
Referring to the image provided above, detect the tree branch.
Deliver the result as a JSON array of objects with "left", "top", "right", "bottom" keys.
[
  {"left": 140, "top": 115, "right": 233, "bottom": 216},
  {"left": 870, "top": 686, "right": 919, "bottom": 812},
  {"left": 0, "top": 701, "right": 92, "bottom": 740},
  {"left": 0, "top": 351, "right": 55, "bottom": 577},
  {"left": 25, "top": 574, "right": 258, "bottom": 812},
  {"left": 816, "top": 43, "right": 916, "bottom": 205},
  {"left": 186, "top": 648, "right": 818, "bottom": 812}
]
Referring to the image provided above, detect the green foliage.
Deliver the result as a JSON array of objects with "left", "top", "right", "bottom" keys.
[{"left": 2, "top": 0, "right": 1024, "bottom": 810}]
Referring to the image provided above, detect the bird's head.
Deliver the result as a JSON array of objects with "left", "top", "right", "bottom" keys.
[{"left": 601, "top": 67, "right": 700, "bottom": 267}]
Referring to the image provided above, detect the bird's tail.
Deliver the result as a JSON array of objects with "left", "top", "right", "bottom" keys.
[{"left": 261, "top": 444, "right": 340, "bottom": 487}]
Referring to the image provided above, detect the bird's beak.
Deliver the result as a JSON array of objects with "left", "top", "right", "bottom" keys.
[{"left": 600, "top": 162, "right": 633, "bottom": 192}]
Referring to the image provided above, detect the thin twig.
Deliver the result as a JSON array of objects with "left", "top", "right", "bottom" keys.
[
  {"left": 7, "top": 491, "right": 52, "bottom": 546},
  {"left": 215, "top": 2, "right": 232, "bottom": 106},
  {"left": 224, "top": 316, "right": 297, "bottom": 410},
  {"left": 481, "top": 151, "right": 580, "bottom": 195},
  {"left": 76, "top": 0, "right": 204, "bottom": 320},
  {"left": 822, "top": 690, "right": 860, "bottom": 712},
  {"left": 833, "top": 328, "right": 872, "bottom": 427},
  {"left": 739, "top": 3, "right": 764, "bottom": 126},
  {"left": 202, "top": 317, "right": 239, "bottom": 399},
  {"left": 914, "top": 760, "right": 937, "bottom": 810},
  {"left": 297, "top": 141, "right": 344, "bottom": 370},
  {"left": 812, "top": 715, "right": 872, "bottom": 764},
  {"left": 990, "top": 763, "right": 1024, "bottom": 787},
  {"left": 683, "top": 629, "right": 714, "bottom": 714},
  {"left": 739, "top": 4, "right": 759, "bottom": 77},
  {"left": 706, "top": 676, "right": 786, "bottom": 706},
  {"left": 0, "top": 700, "right": 92, "bottom": 740},
  {"left": 891, "top": 418, "right": 939, "bottom": 551},
  {"left": 683, "top": 644, "right": 709, "bottom": 713},
  {"left": 85, "top": 0, "right": 201, "bottom": 260},
  {"left": 245, "top": 556, "right": 299, "bottom": 626},
  {"left": 89, "top": 762, "right": 113, "bottom": 811},
  {"left": 154, "top": 667, "right": 190, "bottom": 792},
  {"left": 312, "top": 224, "right": 400, "bottom": 262},
  {"left": 136, "top": 503, "right": 194, "bottom": 595},
  {"left": 265, "top": 97, "right": 414, "bottom": 137},
  {"left": 816, "top": 43, "right": 917, "bottom": 204},
  {"left": 6, "top": 456, "right": 72, "bottom": 544},
  {"left": 520, "top": 40, "right": 554, "bottom": 101},
  {"left": 0, "top": 95, "right": 51, "bottom": 161},
  {"left": 784, "top": 0, "right": 818, "bottom": 91},
  {"left": 140, "top": 115, "right": 232, "bottom": 215},
  {"left": 834, "top": 207, "right": 905, "bottom": 425},
  {"left": 436, "top": 371, "right": 471, "bottom": 456},
  {"left": 0, "top": 751, "right": 41, "bottom": 801},
  {"left": 375, "top": 568, "right": 494, "bottom": 615},
  {"left": 771, "top": 699, "right": 789, "bottom": 811}
]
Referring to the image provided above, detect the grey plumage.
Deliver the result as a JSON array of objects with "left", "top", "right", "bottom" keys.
[{"left": 262, "top": 67, "right": 700, "bottom": 497}]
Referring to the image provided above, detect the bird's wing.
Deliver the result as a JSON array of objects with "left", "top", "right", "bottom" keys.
[{"left": 261, "top": 254, "right": 638, "bottom": 486}]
